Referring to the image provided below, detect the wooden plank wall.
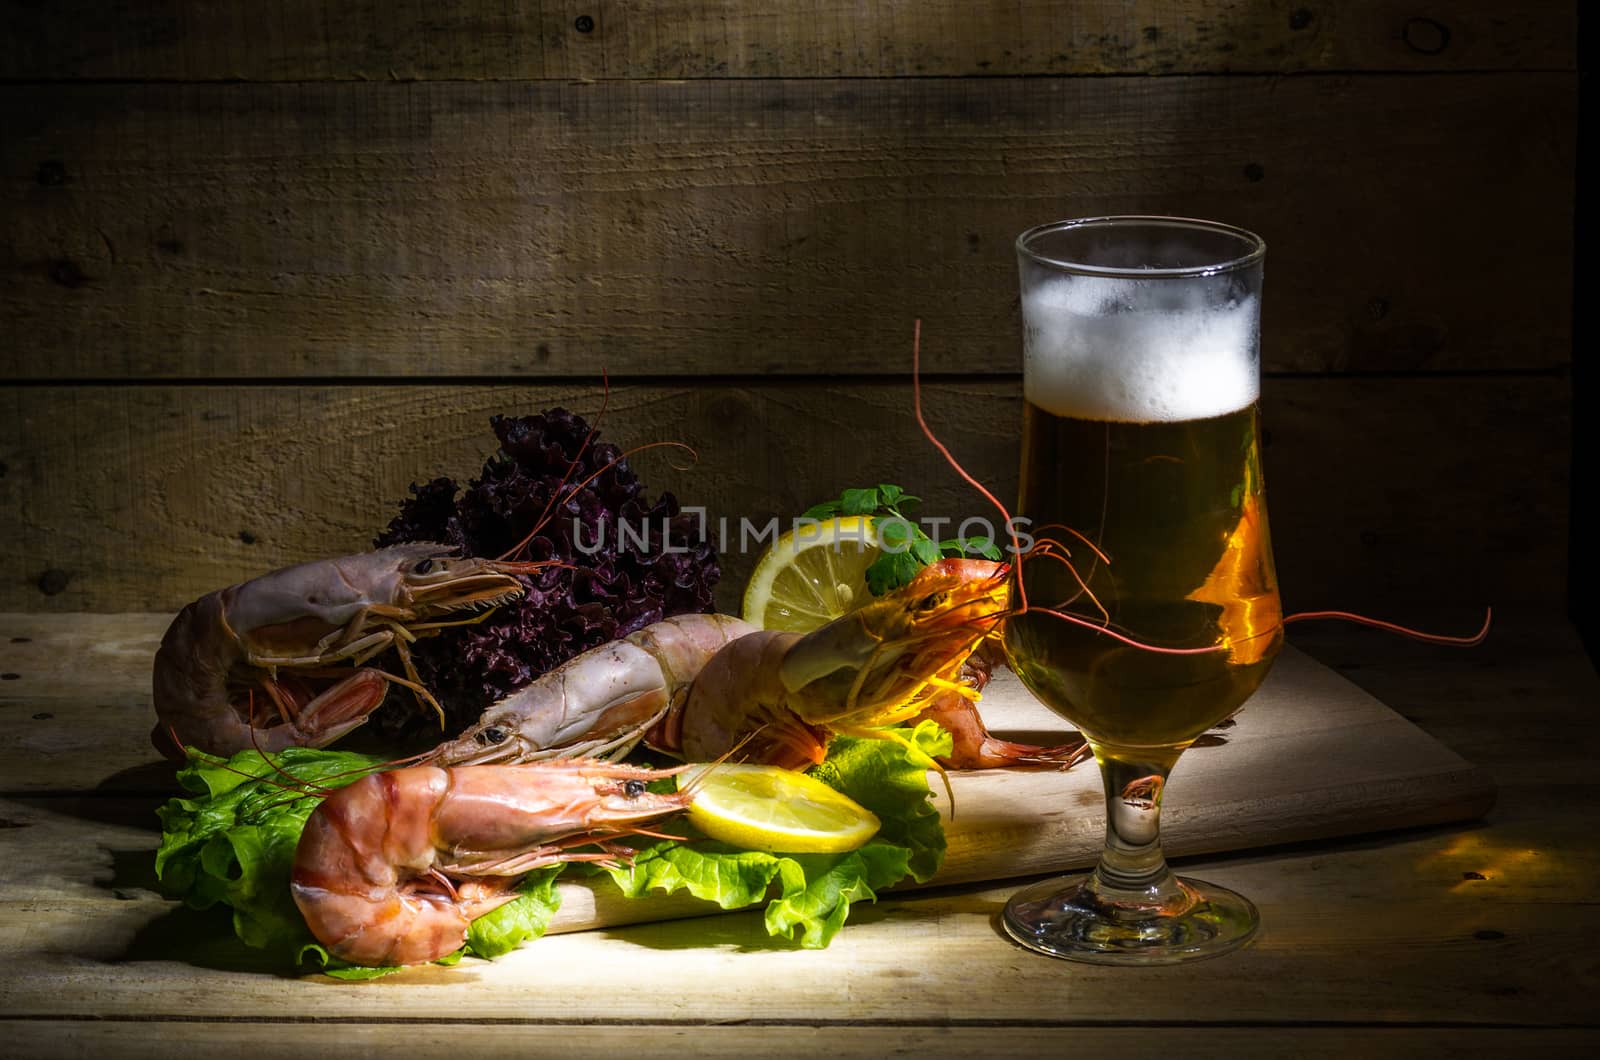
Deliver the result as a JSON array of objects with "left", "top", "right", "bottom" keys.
[{"left": 0, "top": 1, "right": 1577, "bottom": 616}]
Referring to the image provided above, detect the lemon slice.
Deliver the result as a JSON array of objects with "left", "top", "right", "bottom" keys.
[
  {"left": 741, "top": 515, "right": 882, "bottom": 632},
  {"left": 679, "top": 763, "right": 881, "bottom": 854}
]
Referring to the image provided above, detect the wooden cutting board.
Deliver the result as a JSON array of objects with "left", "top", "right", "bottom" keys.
[{"left": 544, "top": 644, "right": 1495, "bottom": 934}]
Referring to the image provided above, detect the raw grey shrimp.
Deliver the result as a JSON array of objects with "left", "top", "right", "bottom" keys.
[
  {"left": 431, "top": 559, "right": 1085, "bottom": 773},
  {"left": 151, "top": 544, "right": 543, "bottom": 759}
]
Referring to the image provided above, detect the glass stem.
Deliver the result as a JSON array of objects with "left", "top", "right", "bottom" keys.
[{"left": 1085, "top": 747, "right": 1193, "bottom": 916}]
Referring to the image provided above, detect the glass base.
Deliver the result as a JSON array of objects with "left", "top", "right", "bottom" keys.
[{"left": 1001, "top": 872, "right": 1258, "bottom": 965}]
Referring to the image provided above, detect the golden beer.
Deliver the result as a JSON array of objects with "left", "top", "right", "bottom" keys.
[
  {"left": 1001, "top": 215, "right": 1272, "bottom": 964},
  {"left": 1004, "top": 400, "right": 1281, "bottom": 751}
]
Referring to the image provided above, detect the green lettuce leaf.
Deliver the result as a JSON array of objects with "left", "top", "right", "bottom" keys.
[
  {"left": 154, "top": 747, "right": 564, "bottom": 973},
  {"left": 154, "top": 722, "right": 950, "bottom": 971},
  {"left": 601, "top": 721, "right": 952, "bottom": 948},
  {"left": 154, "top": 748, "right": 388, "bottom": 952},
  {"left": 464, "top": 866, "right": 565, "bottom": 959}
]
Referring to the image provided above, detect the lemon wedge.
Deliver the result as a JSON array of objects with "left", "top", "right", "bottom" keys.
[
  {"left": 679, "top": 763, "right": 881, "bottom": 854},
  {"left": 741, "top": 515, "right": 882, "bottom": 632}
]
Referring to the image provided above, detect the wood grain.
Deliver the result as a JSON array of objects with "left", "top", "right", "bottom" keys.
[
  {"left": 0, "top": 889, "right": 1593, "bottom": 1023},
  {"left": 0, "top": 640, "right": 1496, "bottom": 935},
  {"left": 10, "top": 607, "right": 1575, "bottom": 794},
  {"left": 0, "top": 613, "right": 1592, "bottom": 1031},
  {"left": 0, "top": 1, "right": 1575, "bottom": 81},
  {"left": 2, "top": 1024, "right": 1596, "bottom": 1060},
  {"left": 0, "top": 0, "right": 1583, "bottom": 1041},
  {"left": 0, "top": 376, "right": 1570, "bottom": 613},
  {"left": 0, "top": 74, "right": 1575, "bottom": 378}
]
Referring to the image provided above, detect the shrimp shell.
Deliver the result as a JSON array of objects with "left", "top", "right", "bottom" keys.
[{"left": 291, "top": 760, "right": 691, "bottom": 966}]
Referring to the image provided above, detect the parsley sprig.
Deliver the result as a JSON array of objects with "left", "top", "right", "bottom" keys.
[{"left": 801, "top": 483, "right": 1002, "bottom": 596}]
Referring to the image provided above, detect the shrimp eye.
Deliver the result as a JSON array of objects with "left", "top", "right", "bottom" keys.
[
  {"left": 623, "top": 779, "right": 647, "bottom": 798},
  {"left": 477, "top": 726, "right": 508, "bottom": 745},
  {"left": 916, "top": 591, "right": 948, "bottom": 614},
  {"left": 414, "top": 558, "right": 434, "bottom": 574}
]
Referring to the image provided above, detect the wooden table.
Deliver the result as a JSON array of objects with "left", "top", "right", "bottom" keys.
[{"left": 2, "top": 611, "right": 1596, "bottom": 1057}]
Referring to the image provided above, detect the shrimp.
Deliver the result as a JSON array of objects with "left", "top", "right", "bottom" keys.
[
  {"left": 662, "top": 557, "right": 1038, "bottom": 770},
  {"left": 429, "top": 612, "right": 755, "bottom": 766},
  {"left": 908, "top": 647, "right": 1090, "bottom": 770},
  {"left": 434, "top": 557, "right": 1079, "bottom": 774},
  {"left": 290, "top": 759, "right": 692, "bottom": 966},
  {"left": 151, "top": 543, "right": 544, "bottom": 760}
]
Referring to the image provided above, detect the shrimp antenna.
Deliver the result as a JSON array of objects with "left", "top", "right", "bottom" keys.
[
  {"left": 203, "top": 689, "right": 420, "bottom": 803},
  {"left": 160, "top": 724, "right": 189, "bottom": 764},
  {"left": 1282, "top": 606, "right": 1491, "bottom": 647},
  {"left": 237, "top": 690, "right": 335, "bottom": 798},
  {"left": 914, "top": 321, "right": 1225, "bottom": 659},
  {"left": 911, "top": 320, "right": 1024, "bottom": 585},
  {"left": 504, "top": 377, "right": 613, "bottom": 562},
  {"left": 498, "top": 439, "right": 700, "bottom": 562},
  {"left": 185, "top": 747, "right": 331, "bottom": 802},
  {"left": 1025, "top": 607, "right": 1229, "bottom": 656},
  {"left": 193, "top": 741, "right": 414, "bottom": 809},
  {"left": 683, "top": 730, "right": 764, "bottom": 797},
  {"left": 495, "top": 374, "right": 701, "bottom": 563}
]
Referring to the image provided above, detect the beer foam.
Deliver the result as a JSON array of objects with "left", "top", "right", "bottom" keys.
[{"left": 1022, "top": 276, "right": 1259, "bottom": 423}]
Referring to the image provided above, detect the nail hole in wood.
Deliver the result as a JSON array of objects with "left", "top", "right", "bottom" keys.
[
  {"left": 49, "top": 260, "right": 87, "bottom": 288},
  {"left": 1402, "top": 17, "right": 1451, "bottom": 55}
]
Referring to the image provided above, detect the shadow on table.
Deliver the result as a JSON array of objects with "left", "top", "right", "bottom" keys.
[
  {"left": 113, "top": 900, "right": 289, "bottom": 974},
  {"left": 102, "top": 845, "right": 162, "bottom": 893},
  {"left": 108, "top": 896, "right": 309, "bottom": 977},
  {"left": 611, "top": 813, "right": 1496, "bottom": 956},
  {"left": 9, "top": 759, "right": 179, "bottom": 834},
  {"left": 594, "top": 906, "right": 802, "bottom": 953},
  {"left": 596, "top": 885, "right": 1010, "bottom": 954},
  {"left": 96, "top": 758, "right": 181, "bottom": 795},
  {"left": 86, "top": 845, "right": 298, "bottom": 976}
]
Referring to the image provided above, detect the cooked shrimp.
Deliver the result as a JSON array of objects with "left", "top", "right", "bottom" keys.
[
  {"left": 432, "top": 558, "right": 1082, "bottom": 773},
  {"left": 663, "top": 558, "right": 1019, "bottom": 769},
  {"left": 290, "top": 759, "right": 691, "bottom": 966}
]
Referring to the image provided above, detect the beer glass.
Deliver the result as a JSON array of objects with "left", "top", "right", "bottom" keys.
[{"left": 1001, "top": 216, "right": 1280, "bottom": 963}]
